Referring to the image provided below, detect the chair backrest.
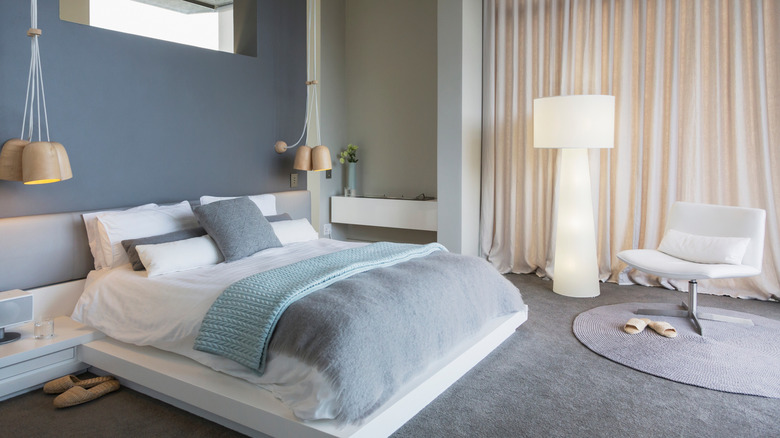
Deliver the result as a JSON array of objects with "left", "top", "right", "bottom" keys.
[{"left": 665, "top": 202, "right": 766, "bottom": 270}]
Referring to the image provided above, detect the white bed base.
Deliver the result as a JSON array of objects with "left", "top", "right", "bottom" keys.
[{"left": 78, "top": 309, "right": 527, "bottom": 438}]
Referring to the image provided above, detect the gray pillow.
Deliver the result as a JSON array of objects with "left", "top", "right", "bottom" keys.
[
  {"left": 122, "top": 228, "right": 207, "bottom": 271},
  {"left": 193, "top": 197, "right": 282, "bottom": 262},
  {"left": 265, "top": 213, "right": 292, "bottom": 222}
]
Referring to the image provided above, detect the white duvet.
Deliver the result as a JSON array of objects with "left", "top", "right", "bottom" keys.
[{"left": 72, "top": 238, "right": 365, "bottom": 420}]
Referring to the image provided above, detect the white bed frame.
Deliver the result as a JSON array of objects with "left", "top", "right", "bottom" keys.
[{"left": 0, "top": 190, "right": 528, "bottom": 437}]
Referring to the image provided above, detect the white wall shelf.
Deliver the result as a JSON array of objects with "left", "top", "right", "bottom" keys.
[{"left": 331, "top": 196, "right": 438, "bottom": 232}]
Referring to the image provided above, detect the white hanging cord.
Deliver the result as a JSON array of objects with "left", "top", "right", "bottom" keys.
[
  {"left": 21, "top": 0, "right": 36, "bottom": 140},
  {"left": 287, "top": 0, "right": 319, "bottom": 149},
  {"left": 287, "top": 84, "right": 314, "bottom": 148},
  {"left": 307, "top": 0, "right": 321, "bottom": 146},
  {"left": 310, "top": 0, "right": 320, "bottom": 146},
  {"left": 307, "top": 0, "right": 313, "bottom": 80},
  {"left": 306, "top": 0, "right": 317, "bottom": 84},
  {"left": 20, "top": 40, "right": 34, "bottom": 140},
  {"left": 34, "top": 42, "right": 41, "bottom": 141},
  {"left": 20, "top": 0, "right": 50, "bottom": 143},
  {"left": 313, "top": 86, "right": 321, "bottom": 145},
  {"left": 37, "top": 33, "right": 51, "bottom": 142}
]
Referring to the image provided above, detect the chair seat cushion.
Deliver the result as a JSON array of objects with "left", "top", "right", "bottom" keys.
[{"left": 617, "top": 249, "right": 761, "bottom": 280}]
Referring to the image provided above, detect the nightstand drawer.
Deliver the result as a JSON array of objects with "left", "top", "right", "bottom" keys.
[{"left": 0, "top": 347, "right": 74, "bottom": 380}]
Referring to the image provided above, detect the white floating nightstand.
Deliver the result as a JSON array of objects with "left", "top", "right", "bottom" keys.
[
  {"left": 0, "top": 316, "right": 104, "bottom": 400},
  {"left": 331, "top": 196, "right": 438, "bottom": 231}
]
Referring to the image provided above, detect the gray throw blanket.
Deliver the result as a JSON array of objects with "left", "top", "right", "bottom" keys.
[
  {"left": 195, "top": 242, "right": 445, "bottom": 372},
  {"left": 267, "top": 251, "right": 525, "bottom": 424}
]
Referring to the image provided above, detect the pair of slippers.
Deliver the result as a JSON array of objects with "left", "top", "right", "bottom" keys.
[
  {"left": 624, "top": 317, "right": 677, "bottom": 338},
  {"left": 43, "top": 375, "right": 120, "bottom": 408}
]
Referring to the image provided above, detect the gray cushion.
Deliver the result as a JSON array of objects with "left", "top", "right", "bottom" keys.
[
  {"left": 265, "top": 213, "right": 292, "bottom": 222},
  {"left": 193, "top": 197, "right": 282, "bottom": 262},
  {"left": 122, "top": 228, "right": 207, "bottom": 271}
]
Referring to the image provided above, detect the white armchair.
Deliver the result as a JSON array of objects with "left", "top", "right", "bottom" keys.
[{"left": 618, "top": 202, "right": 766, "bottom": 335}]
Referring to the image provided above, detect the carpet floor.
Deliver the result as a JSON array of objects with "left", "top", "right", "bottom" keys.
[{"left": 3, "top": 274, "right": 779, "bottom": 438}]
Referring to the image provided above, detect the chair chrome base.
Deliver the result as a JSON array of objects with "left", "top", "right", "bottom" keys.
[{"left": 636, "top": 280, "right": 754, "bottom": 336}]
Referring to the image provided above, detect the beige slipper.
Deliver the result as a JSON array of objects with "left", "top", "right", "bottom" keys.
[
  {"left": 43, "top": 375, "right": 116, "bottom": 394},
  {"left": 53, "top": 379, "right": 120, "bottom": 408},
  {"left": 624, "top": 317, "right": 652, "bottom": 334},
  {"left": 648, "top": 320, "right": 678, "bottom": 338}
]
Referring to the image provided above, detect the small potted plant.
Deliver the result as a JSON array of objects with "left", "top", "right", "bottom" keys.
[{"left": 339, "top": 144, "right": 359, "bottom": 196}]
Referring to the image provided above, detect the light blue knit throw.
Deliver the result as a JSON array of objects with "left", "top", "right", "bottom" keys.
[{"left": 193, "top": 242, "right": 446, "bottom": 372}]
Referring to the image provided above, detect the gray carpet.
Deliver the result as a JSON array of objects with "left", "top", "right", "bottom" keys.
[
  {"left": 573, "top": 302, "right": 780, "bottom": 398},
  {"left": 3, "top": 274, "right": 779, "bottom": 437}
]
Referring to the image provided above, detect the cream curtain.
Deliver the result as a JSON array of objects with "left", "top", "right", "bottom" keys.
[{"left": 481, "top": 0, "right": 780, "bottom": 300}]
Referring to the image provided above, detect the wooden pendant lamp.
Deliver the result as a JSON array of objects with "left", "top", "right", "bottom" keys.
[
  {"left": 273, "top": 0, "right": 331, "bottom": 173},
  {"left": 0, "top": 0, "right": 72, "bottom": 185},
  {"left": 274, "top": 82, "right": 332, "bottom": 172},
  {"left": 311, "top": 145, "right": 330, "bottom": 171}
]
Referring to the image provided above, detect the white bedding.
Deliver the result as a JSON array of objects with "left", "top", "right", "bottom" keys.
[{"left": 72, "top": 238, "right": 366, "bottom": 420}]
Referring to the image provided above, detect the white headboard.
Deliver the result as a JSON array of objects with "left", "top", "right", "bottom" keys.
[{"left": 0, "top": 191, "right": 311, "bottom": 291}]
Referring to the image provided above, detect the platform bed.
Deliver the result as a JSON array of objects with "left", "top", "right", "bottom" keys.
[
  {"left": 81, "top": 310, "right": 526, "bottom": 438},
  {"left": 0, "top": 190, "right": 527, "bottom": 437}
]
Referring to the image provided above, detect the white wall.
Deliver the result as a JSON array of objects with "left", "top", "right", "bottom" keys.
[
  {"left": 318, "top": 0, "right": 483, "bottom": 251},
  {"left": 436, "top": 0, "right": 482, "bottom": 256},
  {"left": 319, "top": 0, "right": 438, "bottom": 243},
  {"left": 344, "top": 0, "right": 438, "bottom": 198},
  {"left": 318, "top": 0, "right": 348, "bottom": 240}
]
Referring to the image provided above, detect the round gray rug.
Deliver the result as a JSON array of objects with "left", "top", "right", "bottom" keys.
[{"left": 573, "top": 302, "right": 780, "bottom": 398}]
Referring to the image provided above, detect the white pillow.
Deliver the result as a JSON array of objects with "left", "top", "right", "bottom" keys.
[
  {"left": 271, "top": 219, "right": 320, "bottom": 245},
  {"left": 96, "top": 201, "right": 199, "bottom": 269},
  {"left": 137, "top": 235, "right": 224, "bottom": 277},
  {"left": 83, "top": 203, "right": 157, "bottom": 270},
  {"left": 657, "top": 229, "right": 750, "bottom": 265},
  {"left": 199, "top": 194, "right": 277, "bottom": 215}
]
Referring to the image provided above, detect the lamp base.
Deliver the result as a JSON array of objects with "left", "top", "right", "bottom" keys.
[
  {"left": 0, "top": 328, "right": 22, "bottom": 345},
  {"left": 553, "top": 282, "right": 599, "bottom": 298},
  {"left": 551, "top": 148, "right": 600, "bottom": 298}
]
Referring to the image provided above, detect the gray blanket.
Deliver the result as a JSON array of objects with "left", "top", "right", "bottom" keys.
[
  {"left": 195, "top": 242, "right": 445, "bottom": 372},
  {"left": 268, "top": 251, "right": 525, "bottom": 423}
]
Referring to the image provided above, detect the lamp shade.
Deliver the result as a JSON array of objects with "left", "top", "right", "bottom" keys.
[
  {"left": 293, "top": 145, "right": 313, "bottom": 171},
  {"left": 533, "top": 95, "right": 615, "bottom": 149},
  {"left": 22, "top": 141, "right": 72, "bottom": 185},
  {"left": 0, "top": 139, "right": 72, "bottom": 184},
  {"left": 0, "top": 138, "right": 29, "bottom": 181},
  {"left": 311, "top": 145, "right": 331, "bottom": 171}
]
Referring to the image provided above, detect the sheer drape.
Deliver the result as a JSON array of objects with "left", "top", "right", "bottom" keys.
[{"left": 481, "top": 0, "right": 779, "bottom": 300}]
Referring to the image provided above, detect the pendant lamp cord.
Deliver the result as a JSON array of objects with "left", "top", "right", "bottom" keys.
[
  {"left": 20, "top": 0, "right": 50, "bottom": 143},
  {"left": 288, "top": 0, "right": 320, "bottom": 149}
]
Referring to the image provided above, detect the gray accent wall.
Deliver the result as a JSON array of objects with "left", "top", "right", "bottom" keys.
[{"left": 0, "top": 0, "right": 306, "bottom": 218}]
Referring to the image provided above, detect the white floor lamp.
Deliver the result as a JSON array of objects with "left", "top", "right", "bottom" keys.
[{"left": 533, "top": 95, "right": 615, "bottom": 297}]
